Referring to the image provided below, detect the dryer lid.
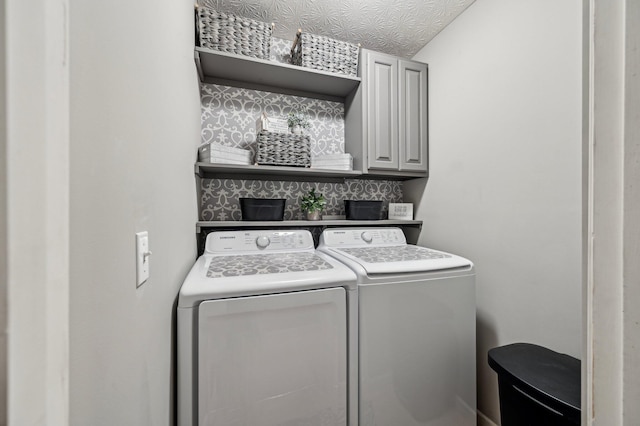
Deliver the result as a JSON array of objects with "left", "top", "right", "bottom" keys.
[
  {"left": 178, "top": 250, "right": 357, "bottom": 307},
  {"left": 206, "top": 251, "right": 333, "bottom": 278}
]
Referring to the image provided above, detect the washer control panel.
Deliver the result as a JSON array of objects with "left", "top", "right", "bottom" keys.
[
  {"left": 206, "top": 230, "right": 314, "bottom": 253},
  {"left": 321, "top": 228, "right": 406, "bottom": 247}
]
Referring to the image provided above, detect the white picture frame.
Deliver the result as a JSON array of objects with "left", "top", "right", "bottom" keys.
[{"left": 388, "top": 203, "right": 413, "bottom": 220}]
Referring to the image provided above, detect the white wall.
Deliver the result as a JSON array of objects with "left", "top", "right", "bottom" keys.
[
  {"left": 408, "top": 1, "right": 582, "bottom": 423},
  {"left": 5, "top": 0, "right": 70, "bottom": 424},
  {"left": 69, "top": 0, "right": 200, "bottom": 424}
]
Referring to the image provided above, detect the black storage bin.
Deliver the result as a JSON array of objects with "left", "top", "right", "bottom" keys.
[
  {"left": 344, "top": 200, "right": 382, "bottom": 220},
  {"left": 488, "top": 343, "right": 581, "bottom": 426},
  {"left": 239, "top": 198, "right": 286, "bottom": 221}
]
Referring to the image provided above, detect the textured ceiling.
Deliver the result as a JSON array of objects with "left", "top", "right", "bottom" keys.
[{"left": 202, "top": 0, "right": 476, "bottom": 58}]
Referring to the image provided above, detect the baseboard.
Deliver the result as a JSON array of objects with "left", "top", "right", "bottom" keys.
[{"left": 477, "top": 410, "right": 499, "bottom": 426}]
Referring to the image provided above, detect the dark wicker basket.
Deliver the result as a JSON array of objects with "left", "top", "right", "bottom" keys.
[
  {"left": 291, "top": 30, "right": 359, "bottom": 77},
  {"left": 196, "top": 5, "right": 272, "bottom": 60},
  {"left": 255, "top": 131, "right": 311, "bottom": 167}
]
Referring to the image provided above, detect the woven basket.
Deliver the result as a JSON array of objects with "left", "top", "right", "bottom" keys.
[
  {"left": 256, "top": 131, "right": 311, "bottom": 167},
  {"left": 197, "top": 6, "right": 272, "bottom": 60},
  {"left": 291, "top": 31, "right": 359, "bottom": 77}
]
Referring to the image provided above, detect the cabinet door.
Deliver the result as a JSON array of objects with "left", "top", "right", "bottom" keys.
[
  {"left": 366, "top": 52, "right": 398, "bottom": 170},
  {"left": 399, "top": 60, "right": 428, "bottom": 172}
]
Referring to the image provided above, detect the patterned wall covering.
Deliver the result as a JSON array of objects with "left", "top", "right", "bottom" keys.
[
  {"left": 200, "top": 178, "right": 403, "bottom": 221},
  {"left": 270, "top": 37, "right": 293, "bottom": 64},
  {"left": 203, "top": 0, "right": 475, "bottom": 59},
  {"left": 200, "top": 80, "right": 345, "bottom": 157}
]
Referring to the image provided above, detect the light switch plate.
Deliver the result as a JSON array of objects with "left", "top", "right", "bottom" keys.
[{"left": 136, "top": 231, "right": 150, "bottom": 287}]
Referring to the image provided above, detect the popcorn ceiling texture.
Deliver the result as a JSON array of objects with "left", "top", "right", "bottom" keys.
[{"left": 203, "top": 0, "right": 475, "bottom": 58}]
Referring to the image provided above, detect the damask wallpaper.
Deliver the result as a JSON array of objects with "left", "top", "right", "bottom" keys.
[
  {"left": 270, "top": 37, "right": 292, "bottom": 64},
  {"left": 201, "top": 82, "right": 345, "bottom": 157},
  {"left": 200, "top": 42, "right": 347, "bottom": 161},
  {"left": 200, "top": 178, "right": 403, "bottom": 221}
]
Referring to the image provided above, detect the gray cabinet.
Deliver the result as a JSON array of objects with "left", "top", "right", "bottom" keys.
[
  {"left": 366, "top": 51, "right": 399, "bottom": 170},
  {"left": 398, "top": 60, "right": 428, "bottom": 172},
  {"left": 355, "top": 49, "right": 428, "bottom": 176}
]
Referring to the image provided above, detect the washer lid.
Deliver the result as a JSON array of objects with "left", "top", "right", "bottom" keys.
[
  {"left": 325, "top": 245, "right": 472, "bottom": 275},
  {"left": 319, "top": 227, "right": 472, "bottom": 275},
  {"left": 178, "top": 251, "right": 357, "bottom": 307}
]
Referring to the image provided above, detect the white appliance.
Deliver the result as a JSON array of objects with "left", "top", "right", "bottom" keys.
[
  {"left": 178, "top": 230, "right": 358, "bottom": 426},
  {"left": 318, "top": 228, "right": 476, "bottom": 426}
]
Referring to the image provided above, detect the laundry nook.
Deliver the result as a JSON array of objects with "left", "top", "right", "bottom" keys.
[{"left": 4, "top": 1, "right": 609, "bottom": 426}]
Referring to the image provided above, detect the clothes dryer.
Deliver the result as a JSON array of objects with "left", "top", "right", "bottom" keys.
[
  {"left": 178, "top": 230, "right": 358, "bottom": 426},
  {"left": 318, "top": 227, "right": 476, "bottom": 426}
]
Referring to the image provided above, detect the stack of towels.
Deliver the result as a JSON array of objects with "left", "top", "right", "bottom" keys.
[
  {"left": 198, "top": 142, "right": 252, "bottom": 165},
  {"left": 311, "top": 153, "right": 353, "bottom": 171}
]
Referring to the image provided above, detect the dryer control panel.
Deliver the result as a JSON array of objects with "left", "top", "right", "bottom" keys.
[
  {"left": 320, "top": 228, "right": 406, "bottom": 247},
  {"left": 206, "top": 230, "right": 315, "bottom": 253}
]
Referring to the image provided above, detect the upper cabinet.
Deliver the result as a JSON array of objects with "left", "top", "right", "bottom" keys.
[
  {"left": 366, "top": 51, "right": 399, "bottom": 170},
  {"left": 346, "top": 49, "right": 428, "bottom": 178},
  {"left": 398, "top": 59, "right": 428, "bottom": 172}
]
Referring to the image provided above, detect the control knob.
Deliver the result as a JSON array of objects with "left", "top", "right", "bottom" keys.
[
  {"left": 361, "top": 232, "right": 373, "bottom": 243},
  {"left": 256, "top": 235, "right": 271, "bottom": 248}
]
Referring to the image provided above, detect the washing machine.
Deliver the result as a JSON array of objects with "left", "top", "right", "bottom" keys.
[
  {"left": 318, "top": 228, "right": 476, "bottom": 426},
  {"left": 178, "top": 230, "right": 358, "bottom": 426}
]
